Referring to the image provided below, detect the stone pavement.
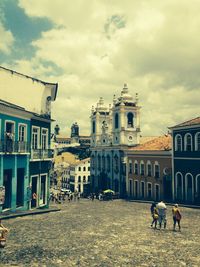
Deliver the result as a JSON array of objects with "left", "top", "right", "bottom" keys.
[
  {"left": 0, "top": 206, "right": 61, "bottom": 220},
  {"left": 0, "top": 199, "right": 200, "bottom": 267}
]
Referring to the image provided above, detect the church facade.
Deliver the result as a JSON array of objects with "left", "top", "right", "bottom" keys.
[{"left": 90, "top": 84, "right": 140, "bottom": 197}]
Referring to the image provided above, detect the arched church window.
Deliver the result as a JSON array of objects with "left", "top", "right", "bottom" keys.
[
  {"left": 92, "top": 121, "right": 95, "bottom": 133},
  {"left": 127, "top": 112, "right": 134, "bottom": 128},
  {"left": 115, "top": 113, "right": 119, "bottom": 129}
]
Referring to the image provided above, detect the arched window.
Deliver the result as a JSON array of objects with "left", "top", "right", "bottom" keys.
[
  {"left": 83, "top": 167, "right": 86, "bottom": 171},
  {"left": 134, "top": 161, "right": 138, "bottom": 175},
  {"left": 115, "top": 113, "right": 119, "bottom": 129},
  {"left": 184, "top": 133, "right": 193, "bottom": 151},
  {"left": 140, "top": 161, "right": 145, "bottom": 175},
  {"left": 195, "top": 132, "right": 200, "bottom": 151},
  {"left": 127, "top": 112, "right": 134, "bottom": 128},
  {"left": 78, "top": 167, "right": 81, "bottom": 171},
  {"left": 92, "top": 121, "right": 95, "bottom": 133},
  {"left": 175, "top": 134, "right": 182, "bottom": 151},
  {"left": 185, "top": 173, "right": 194, "bottom": 202},
  {"left": 78, "top": 176, "right": 81, "bottom": 183},
  {"left": 129, "top": 160, "right": 133, "bottom": 174},
  {"left": 106, "top": 155, "right": 111, "bottom": 172},
  {"left": 98, "top": 155, "right": 101, "bottom": 170},
  {"left": 154, "top": 162, "right": 160, "bottom": 179},
  {"left": 83, "top": 176, "right": 86, "bottom": 183},
  {"left": 175, "top": 172, "right": 183, "bottom": 200},
  {"left": 147, "top": 161, "right": 152, "bottom": 176}
]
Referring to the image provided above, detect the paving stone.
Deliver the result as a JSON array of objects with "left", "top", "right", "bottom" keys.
[{"left": 0, "top": 200, "right": 200, "bottom": 267}]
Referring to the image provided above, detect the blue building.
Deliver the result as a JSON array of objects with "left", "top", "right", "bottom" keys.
[
  {"left": 170, "top": 117, "right": 200, "bottom": 204},
  {"left": 0, "top": 66, "right": 58, "bottom": 213},
  {"left": 0, "top": 100, "right": 31, "bottom": 212}
]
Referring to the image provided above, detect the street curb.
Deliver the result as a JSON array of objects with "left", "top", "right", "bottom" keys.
[
  {"left": 127, "top": 199, "right": 200, "bottom": 209},
  {"left": 0, "top": 208, "right": 61, "bottom": 220}
]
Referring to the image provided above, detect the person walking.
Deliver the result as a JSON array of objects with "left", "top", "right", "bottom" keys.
[
  {"left": 157, "top": 201, "right": 167, "bottom": 229},
  {"left": 172, "top": 204, "right": 182, "bottom": 231},
  {"left": 150, "top": 202, "right": 158, "bottom": 229}
]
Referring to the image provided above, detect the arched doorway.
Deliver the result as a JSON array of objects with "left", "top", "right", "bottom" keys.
[
  {"left": 176, "top": 173, "right": 183, "bottom": 201},
  {"left": 196, "top": 175, "right": 200, "bottom": 204},
  {"left": 185, "top": 173, "right": 194, "bottom": 203}
]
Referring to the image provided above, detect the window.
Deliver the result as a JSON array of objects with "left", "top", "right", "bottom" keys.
[
  {"left": 41, "top": 128, "right": 48, "bottom": 149},
  {"left": 154, "top": 162, "right": 160, "bottom": 179},
  {"left": 83, "top": 176, "right": 86, "bottom": 183},
  {"left": 195, "top": 132, "right": 200, "bottom": 151},
  {"left": 32, "top": 127, "right": 39, "bottom": 149},
  {"left": 185, "top": 133, "right": 192, "bottom": 151},
  {"left": 114, "top": 155, "right": 119, "bottom": 173},
  {"left": 175, "top": 134, "right": 182, "bottom": 151},
  {"left": 147, "top": 183, "right": 152, "bottom": 198},
  {"left": 115, "top": 113, "right": 119, "bottom": 129},
  {"left": 147, "top": 162, "right": 152, "bottom": 176},
  {"left": 140, "top": 161, "right": 145, "bottom": 176},
  {"left": 107, "top": 155, "right": 111, "bottom": 172},
  {"left": 102, "top": 156, "right": 105, "bottom": 170},
  {"left": 78, "top": 176, "right": 81, "bottom": 183},
  {"left": 83, "top": 167, "right": 86, "bottom": 171},
  {"left": 88, "top": 176, "right": 90, "bottom": 182},
  {"left": 78, "top": 167, "right": 81, "bottom": 171},
  {"left": 127, "top": 112, "right": 134, "bottom": 128},
  {"left": 18, "top": 124, "right": 27, "bottom": 142},
  {"left": 141, "top": 181, "right": 145, "bottom": 198},
  {"left": 98, "top": 155, "right": 101, "bottom": 170},
  {"left": 134, "top": 161, "right": 138, "bottom": 175},
  {"left": 92, "top": 121, "right": 95, "bottom": 133},
  {"left": 88, "top": 166, "right": 90, "bottom": 171},
  {"left": 129, "top": 160, "right": 133, "bottom": 174}
]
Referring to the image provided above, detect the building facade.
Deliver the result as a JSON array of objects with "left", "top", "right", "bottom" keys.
[
  {"left": 90, "top": 84, "right": 140, "bottom": 196},
  {"left": 70, "top": 158, "right": 90, "bottom": 195},
  {"left": 0, "top": 66, "right": 58, "bottom": 212},
  {"left": 170, "top": 117, "right": 200, "bottom": 204},
  {"left": 126, "top": 135, "right": 172, "bottom": 202},
  {"left": 0, "top": 100, "right": 31, "bottom": 212}
]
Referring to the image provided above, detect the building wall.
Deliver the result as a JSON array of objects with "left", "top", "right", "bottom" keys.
[
  {"left": 172, "top": 126, "right": 200, "bottom": 204},
  {"left": 126, "top": 153, "right": 172, "bottom": 202},
  {"left": 0, "top": 67, "right": 54, "bottom": 115}
]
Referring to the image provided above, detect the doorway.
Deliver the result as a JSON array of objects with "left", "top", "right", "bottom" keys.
[
  {"left": 16, "top": 168, "right": 24, "bottom": 207},
  {"left": 31, "top": 176, "right": 38, "bottom": 208},
  {"left": 3, "top": 169, "right": 12, "bottom": 209}
]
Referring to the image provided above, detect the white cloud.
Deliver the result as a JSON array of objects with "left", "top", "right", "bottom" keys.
[
  {"left": 15, "top": 0, "right": 200, "bottom": 137},
  {"left": 0, "top": 22, "right": 14, "bottom": 54}
]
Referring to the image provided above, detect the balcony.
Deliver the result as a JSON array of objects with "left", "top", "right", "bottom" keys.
[
  {"left": 31, "top": 149, "right": 52, "bottom": 160},
  {"left": 0, "top": 140, "right": 30, "bottom": 153}
]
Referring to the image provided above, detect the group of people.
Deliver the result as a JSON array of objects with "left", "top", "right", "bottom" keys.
[
  {"left": 150, "top": 201, "right": 182, "bottom": 231},
  {"left": 50, "top": 191, "right": 81, "bottom": 203}
]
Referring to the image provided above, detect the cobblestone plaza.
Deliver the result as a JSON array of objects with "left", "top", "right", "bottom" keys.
[{"left": 1, "top": 200, "right": 200, "bottom": 267}]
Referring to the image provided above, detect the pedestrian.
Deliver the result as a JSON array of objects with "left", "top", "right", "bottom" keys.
[
  {"left": 150, "top": 202, "right": 158, "bottom": 228},
  {"left": 157, "top": 201, "right": 167, "bottom": 229},
  {"left": 77, "top": 192, "right": 81, "bottom": 201},
  {"left": 0, "top": 220, "right": 9, "bottom": 238},
  {"left": 172, "top": 204, "right": 182, "bottom": 231}
]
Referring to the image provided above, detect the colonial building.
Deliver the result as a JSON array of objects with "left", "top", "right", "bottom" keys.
[
  {"left": 0, "top": 66, "right": 58, "bottom": 212},
  {"left": 90, "top": 84, "right": 140, "bottom": 196},
  {"left": 0, "top": 100, "right": 31, "bottom": 212},
  {"left": 69, "top": 158, "right": 90, "bottom": 195},
  {"left": 126, "top": 135, "right": 172, "bottom": 202},
  {"left": 169, "top": 117, "right": 200, "bottom": 204}
]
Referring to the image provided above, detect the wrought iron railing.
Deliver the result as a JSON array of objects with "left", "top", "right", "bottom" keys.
[
  {"left": 0, "top": 140, "right": 30, "bottom": 153},
  {"left": 31, "top": 149, "right": 52, "bottom": 160}
]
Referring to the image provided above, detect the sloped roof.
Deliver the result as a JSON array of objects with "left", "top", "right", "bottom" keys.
[
  {"left": 170, "top": 117, "right": 200, "bottom": 129},
  {"left": 130, "top": 134, "right": 171, "bottom": 151}
]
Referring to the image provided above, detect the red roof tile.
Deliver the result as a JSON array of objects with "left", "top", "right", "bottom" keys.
[{"left": 130, "top": 135, "right": 171, "bottom": 151}]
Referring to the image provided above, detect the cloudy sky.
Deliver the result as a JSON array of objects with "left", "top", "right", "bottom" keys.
[{"left": 0, "top": 0, "right": 200, "bottom": 136}]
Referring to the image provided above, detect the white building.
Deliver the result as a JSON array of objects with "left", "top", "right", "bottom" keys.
[
  {"left": 90, "top": 84, "right": 141, "bottom": 196},
  {"left": 70, "top": 158, "right": 90, "bottom": 195}
]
